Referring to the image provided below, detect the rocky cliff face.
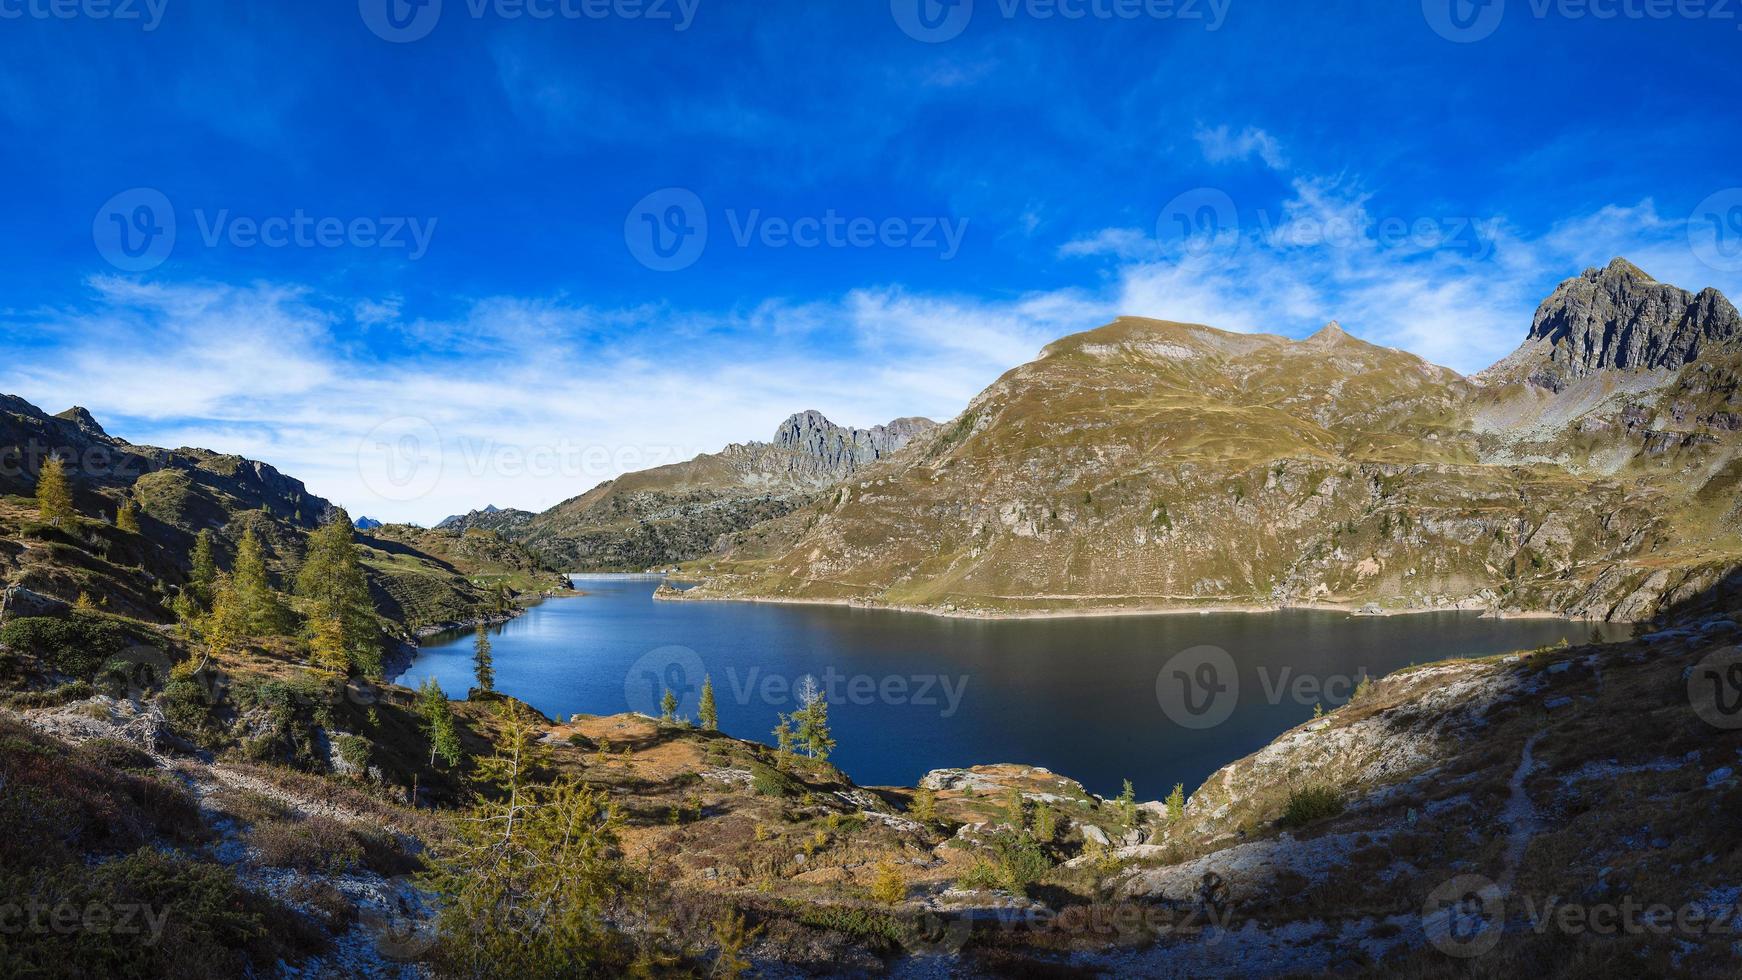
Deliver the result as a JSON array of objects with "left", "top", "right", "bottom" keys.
[
  {"left": 772, "top": 410, "right": 938, "bottom": 473},
  {"left": 1484, "top": 258, "right": 1742, "bottom": 391},
  {"left": 678, "top": 262, "right": 1742, "bottom": 621}
]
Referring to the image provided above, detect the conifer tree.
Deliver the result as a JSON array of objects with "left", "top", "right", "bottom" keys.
[
  {"left": 35, "top": 455, "right": 75, "bottom": 527},
  {"left": 771, "top": 714, "right": 795, "bottom": 763},
  {"left": 909, "top": 785, "right": 938, "bottom": 823},
  {"left": 297, "top": 511, "right": 380, "bottom": 677},
  {"left": 234, "top": 527, "right": 289, "bottom": 635},
  {"left": 473, "top": 623, "right": 495, "bottom": 694},
  {"left": 190, "top": 529, "right": 218, "bottom": 610},
  {"left": 426, "top": 703, "right": 625, "bottom": 978},
  {"left": 417, "top": 677, "right": 463, "bottom": 768},
  {"left": 202, "top": 573, "right": 249, "bottom": 663},
  {"left": 115, "top": 498, "right": 141, "bottom": 534},
  {"left": 792, "top": 675, "right": 835, "bottom": 761},
  {"left": 659, "top": 687, "right": 678, "bottom": 722},
  {"left": 698, "top": 674, "right": 718, "bottom": 730},
  {"left": 309, "top": 612, "right": 350, "bottom": 675}
]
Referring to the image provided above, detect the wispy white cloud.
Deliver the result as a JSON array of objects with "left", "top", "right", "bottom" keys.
[
  {"left": 0, "top": 278, "right": 1084, "bottom": 525},
  {"left": 1195, "top": 124, "right": 1288, "bottom": 170}
]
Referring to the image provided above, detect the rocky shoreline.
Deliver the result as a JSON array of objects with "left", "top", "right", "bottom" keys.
[{"left": 655, "top": 583, "right": 1616, "bottom": 623}]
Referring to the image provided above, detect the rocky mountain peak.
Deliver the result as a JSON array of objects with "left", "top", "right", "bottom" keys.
[
  {"left": 772, "top": 410, "right": 936, "bottom": 471},
  {"left": 1304, "top": 321, "right": 1350, "bottom": 345},
  {"left": 1488, "top": 258, "right": 1741, "bottom": 391},
  {"left": 54, "top": 406, "right": 107, "bottom": 437}
]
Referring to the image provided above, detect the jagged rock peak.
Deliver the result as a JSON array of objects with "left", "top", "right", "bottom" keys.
[
  {"left": 55, "top": 406, "right": 107, "bottom": 437},
  {"left": 772, "top": 410, "right": 936, "bottom": 470},
  {"left": 1501, "top": 258, "right": 1741, "bottom": 391},
  {"left": 1305, "top": 321, "right": 1349, "bottom": 344}
]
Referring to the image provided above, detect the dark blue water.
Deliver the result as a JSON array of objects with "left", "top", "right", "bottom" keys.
[{"left": 395, "top": 575, "right": 1623, "bottom": 798}]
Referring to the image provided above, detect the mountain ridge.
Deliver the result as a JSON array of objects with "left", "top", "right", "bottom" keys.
[
  {"left": 667, "top": 260, "right": 1742, "bottom": 621},
  {"left": 443, "top": 410, "right": 938, "bottom": 570}
]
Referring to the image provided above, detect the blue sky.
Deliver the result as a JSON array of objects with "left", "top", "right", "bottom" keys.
[{"left": 2, "top": 0, "right": 1740, "bottom": 523}]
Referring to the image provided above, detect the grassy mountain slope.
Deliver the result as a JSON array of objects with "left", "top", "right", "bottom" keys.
[
  {"left": 677, "top": 265, "right": 1742, "bottom": 620},
  {"left": 0, "top": 396, "right": 562, "bottom": 636}
]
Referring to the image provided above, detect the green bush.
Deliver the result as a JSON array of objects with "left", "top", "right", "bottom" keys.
[
  {"left": 1278, "top": 785, "right": 1344, "bottom": 828},
  {"left": 749, "top": 761, "right": 802, "bottom": 798},
  {"left": 1, "top": 680, "right": 95, "bottom": 709},
  {"left": 160, "top": 676, "right": 224, "bottom": 747},
  {"left": 334, "top": 734, "right": 373, "bottom": 773},
  {"left": 792, "top": 904, "right": 906, "bottom": 948},
  {"left": 0, "top": 613, "right": 141, "bottom": 678}
]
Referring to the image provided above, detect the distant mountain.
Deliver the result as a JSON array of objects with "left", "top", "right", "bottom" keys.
[
  {"left": 677, "top": 261, "right": 1742, "bottom": 621},
  {"left": 437, "top": 505, "right": 535, "bottom": 533},
  {"left": 353, "top": 516, "right": 384, "bottom": 530},
  {"left": 454, "top": 411, "right": 936, "bottom": 570}
]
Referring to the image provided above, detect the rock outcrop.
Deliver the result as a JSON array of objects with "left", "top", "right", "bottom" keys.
[
  {"left": 1482, "top": 257, "right": 1742, "bottom": 391},
  {"left": 772, "top": 410, "right": 938, "bottom": 473}
]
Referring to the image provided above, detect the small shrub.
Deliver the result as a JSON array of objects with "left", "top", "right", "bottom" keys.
[
  {"left": 249, "top": 816, "right": 363, "bottom": 873},
  {"left": 2, "top": 680, "right": 95, "bottom": 709},
  {"left": 287, "top": 879, "right": 358, "bottom": 932},
  {"left": 749, "top": 761, "right": 801, "bottom": 798},
  {"left": 1278, "top": 785, "right": 1344, "bottom": 828},
  {"left": 870, "top": 858, "right": 907, "bottom": 905},
  {"left": 333, "top": 734, "right": 373, "bottom": 774},
  {"left": 77, "top": 737, "right": 157, "bottom": 772},
  {"left": 957, "top": 860, "right": 1002, "bottom": 891}
]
